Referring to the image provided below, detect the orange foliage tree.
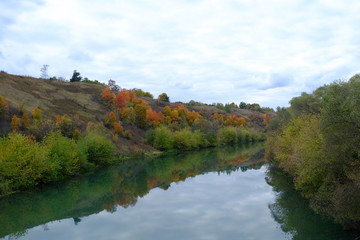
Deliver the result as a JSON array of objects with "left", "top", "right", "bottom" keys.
[
  {"left": 101, "top": 87, "right": 115, "bottom": 104},
  {"left": 146, "top": 109, "right": 163, "bottom": 127},
  {"left": 115, "top": 94, "right": 126, "bottom": 108},
  {"left": 225, "top": 115, "right": 246, "bottom": 127},
  {"left": 113, "top": 122, "right": 124, "bottom": 134},
  {"left": 186, "top": 110, "right": 202, "bottom": 126}
]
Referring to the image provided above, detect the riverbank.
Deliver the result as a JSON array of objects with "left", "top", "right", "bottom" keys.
[{"left": 265, "top": 74, "right": 360, "bottom": 231}]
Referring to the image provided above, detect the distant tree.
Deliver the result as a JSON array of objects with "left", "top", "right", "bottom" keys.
[
  {"left": 115, "top": 94, "right": 126, "bottom": 108},
  {"left": 134, "top": 103, "right": 148, "bottom": 129},
  {"left": 108, "top": 79, "right": 120, "bottom": 93},
  {"left": 70, "top": 70, "right": 82, "bottom": 82},
  {"left": 158, "top": 93, "right": 170, "bottom": 102},
  {"left": 0, "top": 96, "right": 9, "bottom": 117},
  {"left": 40, "top": 65, "right": 49, "bottom": 79},
  {"left": 33, "top": 107, "right": 42, "bottom": 123},
  {"left": 22, "top": 113, "right": 30, "bottom": 129},
  {"left": 11, "top": 115, "right": 19, "bottom": 132},
  {"left": 239, "top": 102, "right": 246, "bottom": 109},
  {"left": 134, "top": 88, "right": 153, "bottom": 98},
  {"left": 101, "top": 87, "right": 115, "bottom": 104}
]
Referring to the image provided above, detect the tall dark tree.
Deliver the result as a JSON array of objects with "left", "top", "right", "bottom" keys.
[{"left": 70, "top": 70, "right": 82, "bottom": 82}]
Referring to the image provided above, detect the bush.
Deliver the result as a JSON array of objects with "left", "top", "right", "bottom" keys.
[
  {"left": 173, "top": 129, "right": 203, "bottom": 150},
  {"left": 43, "top": 132, "right": 86, "bottom": 179},
  {"left": 146, "top": 126, "right": 173, "bottom": 151},
  {"left": 217, "top": 126, "right": 238, "bottom": 145},
  {"left": 0, "top": 134, "right": 50, "bottom": 194},
  {"left": 79, "top": 131, "right": 115, "bottom": 166}
]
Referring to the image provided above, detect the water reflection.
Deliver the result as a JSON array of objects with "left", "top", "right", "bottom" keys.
[
  {"left": 266, "top": 165, "right": 358, "bottom": 240},
  {"left": 0, "top": 143, "right": 264, "bottom": 239},
  {"left": 1, "top": 144, "right": 358, "bottom": 240}
]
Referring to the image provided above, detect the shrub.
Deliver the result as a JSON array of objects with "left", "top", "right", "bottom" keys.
[
  {"left": 43, "top": 132, "right": 86, "bottom": 179},
  {"left": 146, "top": 126, "right": 173, "bottom": 151},
  {"left": 217, "top": 126, "right": 238, "bottom": 145},
  {"left": 0, "top": 134, "right": 50, "bottom": 195},
  {"left": 173, "top": 129, "right": 195, "bottom": 150},
  {"left": 79, "top": 131, "right": 115, "bottom": 166}
]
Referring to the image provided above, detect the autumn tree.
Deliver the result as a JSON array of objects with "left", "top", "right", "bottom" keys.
[
  {"left": 262, "top": 113, "right": 271, "bottom": 126},
  {"left": 146, "top": 109, "right": 163, "bottom": 127},
  {"left": 186, "top": 110, "right": 202, "bottom": 126},
  {"left": 22, "top": 113, "right": 30, "bottom": 129},
  {"left": 102, "top": 87, "right": 115, "bottom": 104},
  {"left": 109, "top": 111, "right": 117, "bottom": 124},
  {"left": 0, "top": 96, "right": 9, "bottom": 118},
  {"left": 11, "top": 115, "right": 19, "bottom": 132},
  {"left": 33, "top": 107, "right": 42, "bottom": 123},
  {"left": 225, "top": 115, "right": 246, "bottom": 127},
  {"left": 113, "top": 122, "right": 124, "bottom": 134},
  {"left": 115, "top": 94, "right": 126, "bottom": 109}
]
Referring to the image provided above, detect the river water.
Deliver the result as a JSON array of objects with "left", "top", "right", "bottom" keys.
[{"left": 0, "top": 144, "right": 358, "bottom": 240}]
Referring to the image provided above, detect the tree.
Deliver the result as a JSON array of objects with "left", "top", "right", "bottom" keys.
[
  {"left": 33, "top": 107, "right": 42, "bottom": 123},
  {"left": 70, "top": 70, "right": 82, "bottom": 82},
  {"left": 40, "top": 65, "right": 49, "bottom": 79},
  {"left": 11, "top": 115, "right": 19, "bottom": 132},
  {"left": 134, "top": 103, "right": 148, "bottom": 129},
  {"left": 115, "top": 94, "right": 126, "bottom": 108},
  {"left": 108, "top": 79, "right": 120, "bottom": 93},
  {"left": 0, "top": 96, "right": 9, "bottom": 117},
  {"left": 22, "top": 113, "right": 29, "bottom": 129},
  {"left": 101, "top": 87, "right": 115, "bottom": 104},
  {"left": 158, "top": 93, "right": 170, "bottom": 102},
  {"left": 239, "top": 102, "right": 246, "bottom": 109}
]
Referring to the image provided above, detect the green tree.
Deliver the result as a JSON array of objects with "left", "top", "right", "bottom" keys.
[
  {"left": 158, "top": 93, "right": 170, "bottom": 102},
  {"left": 70, "top": 70, "right": 82, "bottom": 82},
  {"left": 239, "top": 101, "right": 246, "bottom": 109}
]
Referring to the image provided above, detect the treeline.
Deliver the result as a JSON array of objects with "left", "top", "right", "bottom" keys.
[
  {"left": 266, "top": 74, "right": 360, "bottom": 230},
  {"left": 0, "top": 129, "right": 115, "bottom": 197},
  {"left": 146, "top": 125, "right": 264, "bottom": 151}
]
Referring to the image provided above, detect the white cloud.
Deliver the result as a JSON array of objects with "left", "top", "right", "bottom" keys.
[{"left": 1, "top": 0, "right": 360, "bottom": 108}]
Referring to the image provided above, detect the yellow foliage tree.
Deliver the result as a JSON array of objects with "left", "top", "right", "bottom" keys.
[
  {"left": 22, "top": 113, "right": 29, "bottom": 129},
  {"left": 0, "top": 96, "right": 9, "bottom": 117},
  {"left": 33, "top": 107, "right": 42, "bottom": 123},
  {"left": 11, "top": 115, "right": 19, "bottom": 132}
]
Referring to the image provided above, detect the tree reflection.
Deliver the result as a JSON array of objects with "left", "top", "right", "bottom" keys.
[
  {"left": 0, "top": 143, "right": 264, "bottom": 239},
  {"left": 266, "top": 165, "right": 358, "bottom": 240}
]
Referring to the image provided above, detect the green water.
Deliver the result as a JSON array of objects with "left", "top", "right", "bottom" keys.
[{"left": 0, "top": 144, "right": 358, "bottom": 240}]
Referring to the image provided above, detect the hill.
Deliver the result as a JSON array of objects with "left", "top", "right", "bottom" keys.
[{"left": 0, "top": 71, "right": 274, "bottom": 154}]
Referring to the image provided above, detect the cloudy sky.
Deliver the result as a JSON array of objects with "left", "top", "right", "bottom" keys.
[{"left": 1, "top": 0, "right": 359, "bottom": 108}]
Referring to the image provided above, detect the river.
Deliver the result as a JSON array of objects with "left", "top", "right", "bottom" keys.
[{"left": 0, "top": 144, "right": 358, "bottom": 240}]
